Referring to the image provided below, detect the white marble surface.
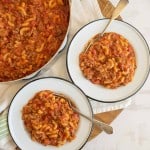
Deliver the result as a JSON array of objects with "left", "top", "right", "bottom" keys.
[{"left": 83, "top": 0, "right": 150, "bottom": 150}]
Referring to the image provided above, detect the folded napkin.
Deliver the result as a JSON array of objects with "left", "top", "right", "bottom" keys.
[{"left": 0, "top": 0, "right": 103, "bottom": 149}]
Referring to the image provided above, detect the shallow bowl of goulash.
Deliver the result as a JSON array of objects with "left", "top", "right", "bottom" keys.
[
  {"left": 67, "top": 19, "right": 150, "bottom": 103},
  {"left": 0, "top": 0, "right": 70, "bottom": 83},
  {"left": 8, "top": 77, "right": 93, "bottom": 150}
]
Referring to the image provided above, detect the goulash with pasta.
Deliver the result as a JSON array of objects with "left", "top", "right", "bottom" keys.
[
  {"left": 0, "top": 0, "right": 69, "bottom": 81},
  {"left": 79, "top": 32, "right": 136, "bottom": 89},
  {"left": 22, "top": 90, "right": 80, "bottom": 146}
]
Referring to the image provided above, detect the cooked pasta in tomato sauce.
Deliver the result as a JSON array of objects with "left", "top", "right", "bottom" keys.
[
  {"left": 0, "top": 0, "right": 69, "bottom": 81},
  {"left": 22, "top": 90, "right": 80, "bottom": 146},
  {"left": 79, "top": 32, "right": 136, "bottom": 89}
]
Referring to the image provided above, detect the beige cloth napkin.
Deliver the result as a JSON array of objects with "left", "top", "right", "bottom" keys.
[{"left": 0, "top": 0, "right": 103, "bottom": 149}]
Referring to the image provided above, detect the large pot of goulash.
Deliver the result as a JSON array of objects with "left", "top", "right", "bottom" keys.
[{"left": 0, "top": 0, "right": 70, "bottom": 83}]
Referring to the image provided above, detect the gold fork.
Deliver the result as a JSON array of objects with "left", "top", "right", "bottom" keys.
[
  {"left": 84, "top": 0, "right": 129, "bottom": 52},
  {"left": 54, "top": 93, "right": 113, "bottom": 134}
]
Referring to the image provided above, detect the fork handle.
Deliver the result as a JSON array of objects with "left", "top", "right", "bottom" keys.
[
  {"left": 72, "top": 107, "right": 113, "bottom": 134},
  {"left": 111, "top": 0, "right": 129, "bottom": 19},
  {"left": 101, "top": 0, "right": 129, "bottom": 36},
  {"left": 93, "top": 119, "right": 113, "bottom": 134}
]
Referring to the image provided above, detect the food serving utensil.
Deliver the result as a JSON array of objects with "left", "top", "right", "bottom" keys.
[
  {"left": 54, "top": 93, "right": 113, "bottom": 134},
  {"left": 84, "top": 0, "right": 129, "bottom": 52}
]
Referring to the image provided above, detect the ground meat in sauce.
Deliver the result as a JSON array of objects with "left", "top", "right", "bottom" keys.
[
  {"left": 0, "top": 0, "right": 69, "bottom": 81},
  {"left": 79, "top": 32, "right": 136, "bottom": 89}
]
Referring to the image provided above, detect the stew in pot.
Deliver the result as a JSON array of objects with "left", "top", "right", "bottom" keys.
[{"left": 0, "top": 0, "right": 69, "bottom": 81}]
